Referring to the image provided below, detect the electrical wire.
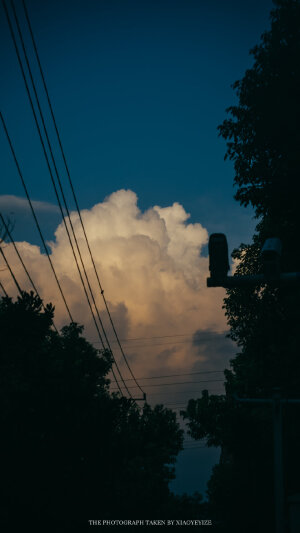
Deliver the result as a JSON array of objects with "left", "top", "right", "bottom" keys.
[
  {"left": 93, "top": 332, "right": 232, "bottom": 343},
  {"left": 108, "top": 332, "right": 218, "bottom": 342},
  {"left": 94, "top": 339, "right": 221, "bottom": 349},
  {"left": 4, "top": 0, "right": 127, "bottom": 396},
  {"left": 21, "top": 0, "right": 145, "bottom": 398},
  {"left": 7, "top": 3, "right": 99, "bottom": 331},
  {"left": 110, "top": 378, "right": 224, "bottom": 391},
  {"left": 0, "top": 244, "right": 22, "bottom": 295},
  {"left": 164, "top": 397, "right": 224, "bottom": 407},
  {"left": 146, "top": 387, "right": 225, "bottom": 397},
  {"left": 92, "top": 335, "right": 234, "bottom": 350},
  {"left": 0, "top": 212, "right": 58, "bottom": 332},
  {"left": 109, "top": 369, "right": 225, "bottom": 383},
  {"left": 0, "top": 111, "right": 74, "bottom": 323},
  {"left": 9, "top": 0, "right": 143, "bottom": 398},
  {"left": 0, "top": 280, "right": 8, "bottom": 297},
  {"left": 10, "top": 1, "right": 104, "bottom": 336}
]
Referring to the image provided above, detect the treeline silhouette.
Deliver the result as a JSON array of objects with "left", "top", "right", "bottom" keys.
[{"left": 0, "top": 291, "right": 207, "bottom": 531}]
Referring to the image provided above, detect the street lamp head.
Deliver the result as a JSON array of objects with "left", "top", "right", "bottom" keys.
[{"left": 208, "top": 233, "right": 230, "bottom": 281}]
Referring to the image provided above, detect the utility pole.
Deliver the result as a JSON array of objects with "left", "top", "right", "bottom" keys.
[{"left": 273, "top": 390, "right": 284, "bottom": 533}]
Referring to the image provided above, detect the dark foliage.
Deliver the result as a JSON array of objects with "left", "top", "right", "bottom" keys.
[
  {"left": 182, "top": 2, "right": 300, "bottom": 532},
  {"left": 218, "top": 0, "right": 300, "bottom": 223},
  {"left": 0, "top": 292, "right": 187, "bottom": 531}
]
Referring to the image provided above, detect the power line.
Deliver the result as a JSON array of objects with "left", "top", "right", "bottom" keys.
[
  {"left": 165, "top": 399, "right": 224, "bottom": 407},
  {"left": 108, "top": 369, "right": 225, "bottom": 385},
  {"left": 167, "top": 406, "right": 188, "bottom": 410},
  {"left": 0, "top": 280, "right": 8, "bottom": 297},
  {"left": 0, "top": 212, "right": 40, "bottom": 296},
  {"left": 9, "top": 0, "right": 103, "bottom": 335},
  {"left": 10, "top": 0, "right": 143, "bottom": 399},
  {"left": 0, "top": 243, "right": 23, "bottom": 296},
  {"left": 118, "top": 333, "right": 212, "bottom": 341},
  {"left": 92, "top": 335, "right": 234, "bottom": 350},
  {"left": 110, "top": 378, "right": 224, "bottom": 391},
  {"left": 93, "top": 339, "right": 220, "bottom": 349},
  {"left": 0, "top": 212, "right": 58, "bottom": 332},
  {"left": 7, "top": 3, "right": 100, "bottom": 333},
  {"left": 146, "top": 387, "right": 225, "bottom": 397},
  {"left": 5, "top": 0, "right": 127, "bottom": 397},
  {"left": 93, "top": 332, "right": 231, "bottom": 343},
  {"left": 0, "top": 111, "right": 74, "bottom": 323},
  {"left": 20, "top": 0, "right": 145, "bottom": 399}
]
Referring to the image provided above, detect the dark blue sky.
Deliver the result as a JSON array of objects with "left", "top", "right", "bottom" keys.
[
  {"left": 1, "top": 0, "right": 273, "bottom": 252},
  {"left": 1, "top": 0, "right": 274, "bottom": 497}
]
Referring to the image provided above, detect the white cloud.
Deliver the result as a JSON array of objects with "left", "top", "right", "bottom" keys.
[
  {"left": 0, "top": 189, "right": 230, "bottom": 392},
  {"left": 0, "top": 195, "right": 60, "bottom": 214}
]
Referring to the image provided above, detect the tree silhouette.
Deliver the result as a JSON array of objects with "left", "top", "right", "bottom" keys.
[
  {"left": 0, "top": 292, "right": 185, "bottom": 531},
  {"left": 182, "top": 1, "right": 300, "bottom": 532}
]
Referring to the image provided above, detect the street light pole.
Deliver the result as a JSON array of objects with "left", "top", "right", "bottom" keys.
[{"left": 273, "top": 390, "right": 284, "bottom": 533}]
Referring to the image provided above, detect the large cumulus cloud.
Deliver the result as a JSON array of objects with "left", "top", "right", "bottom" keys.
[{"left": 0, "top": 190, "right": 231, "bottom": 397}]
